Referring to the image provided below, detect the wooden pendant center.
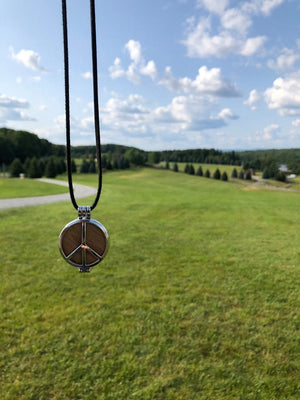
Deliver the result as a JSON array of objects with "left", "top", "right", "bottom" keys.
[{"left": 59, "top": 218, "right": 109, "bottom": 269}]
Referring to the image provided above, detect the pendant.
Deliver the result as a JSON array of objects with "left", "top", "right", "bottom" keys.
[{"left": 59, "top": 206, "right": 109, "bottom": 272}]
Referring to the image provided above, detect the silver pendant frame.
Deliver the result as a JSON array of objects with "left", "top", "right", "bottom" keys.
[{"left": 59, "top": 206, "right": 109, "bottom": 273}]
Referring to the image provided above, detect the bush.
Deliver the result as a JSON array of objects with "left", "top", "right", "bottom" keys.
[
  {"left": 184, "top": 164, "right": 190, "bottom": 174},
  {"left": 213, "top": 168, "right": 221, "bottom": 180},
  {"left": 165, "top": 161, "right": 170, "bottom": 170},
  {"left": 221, "top": 171, "right": 228, "bottom": 181},
  {"left": 238, "top": 170, "right": 244, "bottom": 179},
  {"left": 173, "top": 163, "right": 178, "bottom": 172}
]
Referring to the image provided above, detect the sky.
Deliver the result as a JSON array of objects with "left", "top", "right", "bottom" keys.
[{"left": 1, "top": 0, "right": 300, "bottom": 151}]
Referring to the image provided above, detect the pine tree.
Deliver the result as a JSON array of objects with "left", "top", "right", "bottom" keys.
[
  {"left": 71, "top": 159, "right": 77, "bottom": 173},
  {"left": 238, "top": 170, "right": 244, "bottom": 179},
  {"left": 9, "top": 158, "right": 24, "bottom": 177},
  {"left": 262, "top": 168, "right": 269, "bottom": 179},
  {"left": 196, "top": 166, "right": 203, "bottom": 176},
  {"left": 173, "top": 163, "right": 178, "bottom": 172},
  {"left": 231, "top": 168, "right": 238, "bottom": 178},
  {"left": 204, "top": 169, "right": 210, "bottom": 178},
  {"left": 245, "top": 170, "right": 252, "bottom": 180},
  {"left": 165, "top": 161, "right": 170, "bottom": 170},
  {"left": 221, "top": 171, "right": 228, "bottom": 181},
  {"left": 189, "top": 164, "right": 195, "bottom": 175},
  {"left": 89, "top": 159, "right": 96, "bottom": 173},
  {"left": 184, "top": 163, "right": 190, "bottom": 174},
  {"left": 213, "top": 168, "right": 221, "bottom": 179},
  {"left": 80, "top": 158, "right": 90, "bottom": 173},
  {"left": 45, "top": 158, "right": 57, "bottom": 178},
  {"left": 28, "top": 157, "right": 42, "bottom": 178}
]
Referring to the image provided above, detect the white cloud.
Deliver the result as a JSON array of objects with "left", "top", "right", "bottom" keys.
[
  {"left": 259, "top": 0, "right": 285, "bottom": 16},
  {"left": 100, "top": 93, "right": 238, "bottom": 137},
  {"left": 140, "top": 60, "right": 157, "bottom": 80},
  {"left": 264, "top": 72, "right": 300, "bottom": 116},
  {"left": 267, "top": 48, "right": 300, "bottom": 71},
  {"left": 10, "top": 47, "right": 46, "bottom": 71},
  {"left": 292, "top": 119, "right": 300, "bottom": 127},
  {"left": 221, "top": 8, "right": 252, "bottom": 34},
  {"left": 197, "top": 0, "right": 229, "bottom": 15},
  {"left": 159, "top": 65, "right": 240, "bottom": 97},
  {"left": 82, "top": 71, "right": 92, "bottom": 79},
  {"left": 109, "top": 58, "right": 126, "bottom": 79},
  {"left": 263, "top": 123, "right": 280, "bottom": 140},
  {"left": 218, "top": 108, "right": 238, "bottom": 120},
  {"left": 184, "top": 0, "right": 287, "bottom": 59},
  {"left": 0, "top": 94, "right": 35, "bottom": 123},
  {"left": 240, "top": 36, "right": 267, "bottom": 56},
  {"left": 244, "top": 89, "right": 261, "bottom": 110},
  {"left": 0, "top": 94, "right": 29, "bottom": 109},
  {"left": 183, "top": 17, "right": 266, "bottom": 58},
  {"left": 125, "top": 40, "right": 143, "bottom": 64},
  {"left": 109, "top": 40, "right": 157, "bottom": 83}
]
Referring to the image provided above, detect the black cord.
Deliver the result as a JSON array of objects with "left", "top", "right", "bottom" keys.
[{"left": 62, "top": 0, "right": 102, "bottom": 211}]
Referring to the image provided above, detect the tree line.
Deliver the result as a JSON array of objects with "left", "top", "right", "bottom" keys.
[{"left": 2, "top": 128, "right": 300, "bottom": 179}]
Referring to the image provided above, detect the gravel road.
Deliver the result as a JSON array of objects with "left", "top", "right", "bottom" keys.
[{"left": 0, "top": 178, "right": 97, "bottom": 210}]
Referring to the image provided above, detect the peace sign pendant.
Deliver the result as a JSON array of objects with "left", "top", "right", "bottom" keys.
[{"left": 59, "top": 206, "right": 109, "bottom": 272}]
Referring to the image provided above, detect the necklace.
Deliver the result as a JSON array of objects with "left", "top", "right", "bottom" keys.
[{"left": 59, "top": 0, "right": 109, "bottom": 273}]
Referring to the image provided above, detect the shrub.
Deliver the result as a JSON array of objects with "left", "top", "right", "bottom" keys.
[
  {"left": 165, "top": 161, "right": 170, "bottom": 170},
  {"left": 184, "top": 164, "right": 190, "bottom": 174},
  {"left": 238, "top": 170, "right": 244, "bottom": 179},
  {"left": 173, "top": 163, "right": 178, "bottom": 172}
]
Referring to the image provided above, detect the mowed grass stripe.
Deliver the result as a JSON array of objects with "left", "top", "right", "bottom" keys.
[{"left": 0, "top": 168, "right": 299, "bottom": 399}]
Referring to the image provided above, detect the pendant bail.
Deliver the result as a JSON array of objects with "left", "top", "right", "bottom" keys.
[{"left": 78, "top": 206, "right": 91, "bottom": 220}]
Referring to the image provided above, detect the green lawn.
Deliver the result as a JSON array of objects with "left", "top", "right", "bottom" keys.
[
  {"left": 0, "top": 178, "right": 68, "bottom": 198},
  {"left": 0, "top": 168, "right": 299, "bottom": 399}
]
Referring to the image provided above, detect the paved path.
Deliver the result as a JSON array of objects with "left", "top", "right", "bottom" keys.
[{"left": 0, "top": 178, "right": 97, "bottom": 210}]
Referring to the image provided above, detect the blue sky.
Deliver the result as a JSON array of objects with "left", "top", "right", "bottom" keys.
[{"left": 1, "top": 0, "right": 300, "bottom": 150}]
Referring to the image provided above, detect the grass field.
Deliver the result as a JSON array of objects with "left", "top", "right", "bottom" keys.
[
  {"left": 0, "top": 178, "right": 68, "bottom": 199},
  {"left": 0, "top": 168, "right": 299, "bottom": 399}
]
